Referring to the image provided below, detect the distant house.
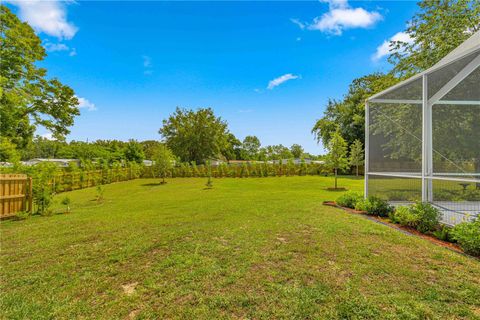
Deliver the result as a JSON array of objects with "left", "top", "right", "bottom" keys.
[
  {"left": 143, "top": 160, "right": 154, "bottom": 167},
  {"left": 21, "top": 158, "right": 81, "bottom": 167}
]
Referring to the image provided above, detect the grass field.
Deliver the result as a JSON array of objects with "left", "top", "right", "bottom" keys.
[{"left": 1, "top": 176, "right": 480, "bottom": 319}]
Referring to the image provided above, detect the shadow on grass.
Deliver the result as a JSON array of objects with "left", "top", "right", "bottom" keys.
[
  {"left": 141, "top": 182, "right": 167, "bottom": 187},
  {"left": 325, "top": 187, "right": 348, "bottom": 192}
]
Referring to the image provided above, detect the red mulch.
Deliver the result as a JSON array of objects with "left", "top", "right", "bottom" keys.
[{"left": 323, "top": 201, "right": 465, "bottom": 255}]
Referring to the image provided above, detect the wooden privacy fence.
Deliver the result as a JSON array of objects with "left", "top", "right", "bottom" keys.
[{"left": 0, "top": 174, "right": 33, "bottom": 218}]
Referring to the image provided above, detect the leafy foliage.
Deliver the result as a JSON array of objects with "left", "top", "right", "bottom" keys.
[
  {"left": 152, "top": 144, "right": 175, "bottom": 184},
  {"left": 312, "top": 73, "right": 398, "bottom": 148},
  {"left": 325, "top": 129, "right": 349, "bottom": 189},
  {"left": 349, "top": 139, "right": 364, "bottom": 176},
  {"left": 389, "top": 0, "right": 480, "bottom": 77},
  {"left": 336, "top": 191, "right": 362, "bottom": 209},
  {"left": 356, "top": 196, "right": 394, "bottom": 217},
  {"left": 159, "top": 107, "right": 230, "bottom": 164},
  {"left": 451, "top": 218, "right": 480, "bottom": 257},
  {"left": 0, "top": 5, "right": 79, "bottom": 149}
]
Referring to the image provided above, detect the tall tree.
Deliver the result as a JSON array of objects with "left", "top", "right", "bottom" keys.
[
  {"left": 325, "top": 129, "right": 349, "bottom": 189},
  {"left": 389, "top": 0, "right": 480, "bottom": 77},
  {"left": 159, "top": 107, "right": 230, "bottom": 164},
  {"left": 241, "top": 135, "right": 261, "bottom": 160},
  {"left": 349, "top": 139, "right": 364, "bottom": 176},
  {"left": 290, "top": 144, "right": 304, "bottom": 158},
  {"left": 312, "top": 73, "right": 398, "bottom": 148},
  {"left": 0, "top": 6, "right": 79, "bottom": 149}
]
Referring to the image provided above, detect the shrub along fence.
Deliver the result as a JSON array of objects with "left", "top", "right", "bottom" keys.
[{"left": 143, "top": 161, "right": 329, "bottom": 179}]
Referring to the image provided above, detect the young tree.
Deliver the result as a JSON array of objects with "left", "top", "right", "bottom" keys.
[
  {"left": 325, "top": 129, "right": 349, "bottom": 189},
  {"left": 290, "top": 144, "right": 304, "bottom": 158},
  {"left": 159, "top": 107, "right": 230, "bottom": 164},
  {"left": 0, "top": 6, "right": 79, "bottom": 149},
  {"left": 152, "top": 145, "right": 174, "bottom": 184},
  {"left": 349, "top": 139, "right": 364, "bottom": 176}
]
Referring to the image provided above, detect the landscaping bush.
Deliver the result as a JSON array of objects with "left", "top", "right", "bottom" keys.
[
  {"left": 389, "top": 206, "right": 418, "bottom": 227},
  {"left": 451, "top": 218, "right": 480, "bottom": 257},
  {"left": 389, "top": 202, "right": 440, "bottom": 233},
  {"left": 432, "top": 225, "right": 453, "bottom": 242},
  {"left": 409, "top": 202, "right": 440, "bottom": 233},
  {"left": 360, "top": 196, "right": 394, "bottom": 217},
  {"left": 336, "top": 191, "right": 362, "bottom": 209}
]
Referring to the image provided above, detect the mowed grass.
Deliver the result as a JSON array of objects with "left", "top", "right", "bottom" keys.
[{"left": 1, "top": 177, "right": 480, "bottom": 319}]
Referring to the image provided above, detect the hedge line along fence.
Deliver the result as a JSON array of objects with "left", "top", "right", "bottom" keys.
[{"left": 3, "top": 161, "right": 333, "bottom": 196}]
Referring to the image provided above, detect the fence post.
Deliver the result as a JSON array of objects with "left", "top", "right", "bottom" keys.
[{"left": 28, "top": 177, "right": 33, "bottom": 213}]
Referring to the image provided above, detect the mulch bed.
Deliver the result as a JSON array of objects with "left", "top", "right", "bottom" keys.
[{"left": 323, "top": 201, "right": 468, "bottom": 256}]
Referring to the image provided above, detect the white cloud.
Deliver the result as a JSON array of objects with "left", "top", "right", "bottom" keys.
[
  {"left": 372, "top": 31, "right": 413, "bottom": 61},
  {"left": 44, "top": 42, "right": 69, "bottom": 52},
  {"left": 290, "top": 18, "right": 306, "bottom": 30},
  {"left": 8, "top": 0, "right": 77, "bottom": 39},
  {"left": 40, "top": 132, "right": 55, "bottom": 140},
  {"left": 69, "top": 48, "right": 77, "bottom": 56},
  {"left": 291, "top": 0, "right": 382, "bottom": 36},
  {"left": 267, "top": 74, "right": 300, "bottom": 90},
  {"left": 77, "top": 97, "right": 96, "bottom": 111}
]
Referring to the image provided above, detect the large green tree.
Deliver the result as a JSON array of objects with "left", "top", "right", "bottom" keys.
[
  {"left": 312, "top": 73, "right": 398, "bottom": 148},
  {"left": 0, "top": 6, "right": 79, "bottom": 149},
  {"left": 389, "top": 0, "right": 480, "bottom": 77},
  {"left": 159, "top": 107, "right": 230, "bottom": 164},
  {"left": 241, "top": 135, "right": 261, "bottom": 160}
]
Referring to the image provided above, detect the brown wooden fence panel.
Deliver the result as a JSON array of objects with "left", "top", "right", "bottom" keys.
[{"left": 0, "top": 174, "right": 32, "bottom": 218}]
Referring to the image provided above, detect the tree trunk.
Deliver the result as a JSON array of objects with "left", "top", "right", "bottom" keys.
[
  {"left": 356, "top": 165, "right": 359, "bottom": 177},
  {"left": 334, "top": 168, "right": 338, "bottom": 189}
]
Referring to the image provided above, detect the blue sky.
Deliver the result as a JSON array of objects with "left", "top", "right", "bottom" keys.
[{"left": 8, "top": 0, "right": 418, "bottom": 154}]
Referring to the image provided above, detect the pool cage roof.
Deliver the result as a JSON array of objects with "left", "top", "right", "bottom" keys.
[{"left": 365, "top": 31, "right": 480, "bottom": 225}]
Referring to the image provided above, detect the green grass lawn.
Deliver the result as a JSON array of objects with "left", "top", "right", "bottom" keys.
[{"left": 1, "top": 176, "right": 480, "bottom": 319}]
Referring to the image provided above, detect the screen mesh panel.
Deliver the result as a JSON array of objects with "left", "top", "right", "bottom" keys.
[
  {"left": 441, "top": 66, "right": 480, "bottom": 101},
  {"left": 375, "top": 77, "right": 422, "bottom": 100},
  {"left": 428, "top": 51, "right": 480, "bottom": 99},
  {"left": 367, "top": 175, "right": 422, "bottom": 202},
  {"left": 368, "top": 103, "right": 422, "bottom": 173},
  {"left": 432, "top": 104, "right": 480, "bottom": 175}
]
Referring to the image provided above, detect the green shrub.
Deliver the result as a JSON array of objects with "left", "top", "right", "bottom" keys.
[
  {"left": 361, "top": 196, "right": 394, "bottom": 217},
  {"left": 389, "top": 206, "right": 418, "bottom": 227},
  {"left": 336, "top": 191, "right": 362, "bottom": 209},
  {"left": 354, "top": 198, "right": 366, "bottom": 211},
  {"left": 432, "top": 225, "right": 453, "bottom": 242},
  {"left": 409, "top": 202, "right": 440, "bottom": 233},
  {"left": 451, "top": 218, "right": 480, "bottom": 256}
]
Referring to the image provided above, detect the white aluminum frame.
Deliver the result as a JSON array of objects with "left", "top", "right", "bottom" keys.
[{"left": 365, "top": 45, "right": 480, "bottom": 224}]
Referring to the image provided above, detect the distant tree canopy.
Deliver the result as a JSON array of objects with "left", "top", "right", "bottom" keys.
[
  {"left": 241, "top": 136, "right": 261, "bottom": 160},
  {"left": 159, "top": 107, "right": 231, "bottom": 164},
  {"left": 312, "top": 0, "right": 480, "bottom": 155},
  {"left": 0, "top": 5, "right": 79, "bottom": 149}
]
